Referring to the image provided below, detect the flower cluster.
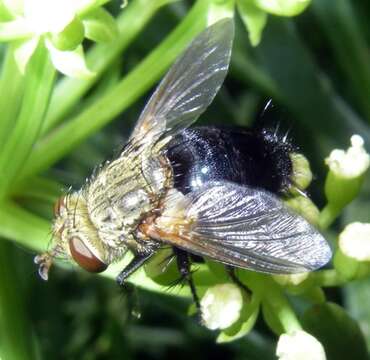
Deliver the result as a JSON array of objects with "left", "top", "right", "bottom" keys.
[{"left": 0, "top": 0, "right": 118, "bottom": 77}]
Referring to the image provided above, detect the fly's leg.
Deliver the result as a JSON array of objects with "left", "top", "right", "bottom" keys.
[
  {"left": 226, "top": 266, "right": 251, "bottom": 295},
  {"left": 173, "top": 248, "right": 200, "bottom": 311},
  {"left": 116, "top": 252, "right": 155, "bottom": 286}
]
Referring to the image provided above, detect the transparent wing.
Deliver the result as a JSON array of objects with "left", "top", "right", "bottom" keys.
[
  {"left": 155, "top": 182, "right": 332, "bottom": 274},
  {"left": 130, "top": 18, "right": 234, "bottom": 144}
]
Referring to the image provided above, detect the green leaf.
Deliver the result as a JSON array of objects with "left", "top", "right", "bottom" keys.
[
  {"left": 255, "top": 0, "right": 311, "bottom": 16},
  {"left": 345, "top": 279, "right": 370, "bottom": 350},
  {"left": 237, "top": 0, "right": 267, "bottom": 46},
  {"left": 82, "top": 7, "right": 119, "bottom": 43},
  {"left": 312, "top": 0, "right": 370, "bottom": 122},
  {"left": 301, "top": 302, "right": 368, "bottom": 360}
]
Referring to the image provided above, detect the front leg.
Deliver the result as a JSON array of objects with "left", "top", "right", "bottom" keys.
[{"left": 116, "top": 252, "right": 155, "bottom": 286}]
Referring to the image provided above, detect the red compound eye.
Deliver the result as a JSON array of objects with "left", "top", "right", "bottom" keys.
[
  {"left": 54, "top": 196, "right": 66, "bottom": 217},
  {"left": 69, "top": 237, "right": 107, "bottom": 273}
]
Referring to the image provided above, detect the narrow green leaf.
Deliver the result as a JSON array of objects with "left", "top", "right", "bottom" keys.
[
  {"left": 312, "top": 0, "right": 370, "bottom": 122},
  {"left": 0, "top": 201, "right": 50, "bottom": 252},
  {"left": 13, "top": 176, "right": 63, "bottom": 203},
  {"left": 0, "top": 241, "right": 39, "bottom": 360},
  {"left": 0, "top": 43, "right": 55, "bottom": 199},
  {"left": 0, "top": 44, "right": 24, "bottom": 147},
  {"left": 253, "top": 17, "right": 370, "bottom": 146}
]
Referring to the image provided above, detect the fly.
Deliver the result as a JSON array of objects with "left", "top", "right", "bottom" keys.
[{"left": 35, "top": 18, "right": 331, "bottom": 308}]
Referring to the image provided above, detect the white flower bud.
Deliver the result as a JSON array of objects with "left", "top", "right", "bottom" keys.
[
  {"left": 276, "top": 330, "right": 326, "bottom": 360},
  {"left": 325, "top": 135, "right": 370, "bottom": 179},
  {"left": 200, "top": 283, "right": 243, "bottom": 330},
  {"left": 338, "top": 222, "right": 370, "bottom": 261}
]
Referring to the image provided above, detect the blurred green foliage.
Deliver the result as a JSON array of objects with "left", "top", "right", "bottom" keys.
[{"left": 1, "top": 0, "right": 370, "bottom": 359}]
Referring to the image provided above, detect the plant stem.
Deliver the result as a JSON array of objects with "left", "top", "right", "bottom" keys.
[
  {"left": 319, "top": 203, "right": 340, "bottom": 230},
  {"left": 264, "top": 282, "right": 302, "bottom": 333},
  {"left": 311, "top": 265, "right": 370, "bottom": 287},
  {"left": 0, "top": 43, "right": 55, "bottom": 200},
  {"left": 19, "top": 0, "right": 209, "bottom": 180},
  {"left": 42, "top": 0, "right": 166, "bottom": 134},
  {"left": 0, "top": 240, "right": 39, "bottom": 360}
]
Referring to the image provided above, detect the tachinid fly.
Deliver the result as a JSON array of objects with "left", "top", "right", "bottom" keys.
[{"left": 35, "top": 18, "right": 332, "bottom": 304}]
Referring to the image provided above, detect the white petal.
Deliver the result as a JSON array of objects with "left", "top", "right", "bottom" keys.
[
  {"left": 256, "top": 0, "right": 311, "bottom": 16},
  {"left": 46, "top": 41, "right": 94, "bottom": 79},
  {"left": 339, "top": 222, "right": 370, "bottom": 261},
  {"left": 325, "top": 135, "right": 370, "bottom": 178},
  {"left": 23, "top": 0, "right": 77, "bottom": 34},
  {"left": 201, "top": 283, "right": 243, "bottom": 330},
  {"left": 13, "top": 36, "right": 38, "bottom": 73},
  {"left": 276, "top": 330, "right": 326, "bottom": 360}
]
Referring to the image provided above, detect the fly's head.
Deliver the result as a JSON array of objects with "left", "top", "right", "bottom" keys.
[{"left": 34, "top": 191, "right": 108, "bottom": 280}]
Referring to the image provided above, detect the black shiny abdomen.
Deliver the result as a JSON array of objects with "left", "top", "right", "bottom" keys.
[{"left": 166, "top": 126, "right": 293, "bottom": 195}]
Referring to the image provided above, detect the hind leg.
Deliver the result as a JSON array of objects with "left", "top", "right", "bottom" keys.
[
  {"left": 173, "top": 247, "right": 200, "bottom": 311},
  {"left": 226, "top": 265, "right": 251, "bottom": 295}
]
